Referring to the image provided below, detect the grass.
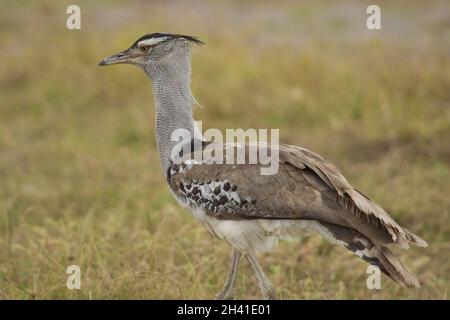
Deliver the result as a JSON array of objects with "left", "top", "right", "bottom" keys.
[{"left": 0, "top": 0, "right": 449, "bottom": 299}]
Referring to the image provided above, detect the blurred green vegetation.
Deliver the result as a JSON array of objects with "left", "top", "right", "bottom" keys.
[{"left": 0, "top": 0, "right": 449, "bottom": 299}]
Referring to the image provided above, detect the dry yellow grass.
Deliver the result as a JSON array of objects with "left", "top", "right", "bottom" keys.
[{"left": 0, "top": 0, "right": 449, "bottom": 299}]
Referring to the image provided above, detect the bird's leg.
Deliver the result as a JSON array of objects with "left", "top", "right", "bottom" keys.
[
  {"left": 215, "top": 248, "right": 241, "bottom": 300},
  {"left": 245, "top": 254, "right": 276, "bottom": 300}
]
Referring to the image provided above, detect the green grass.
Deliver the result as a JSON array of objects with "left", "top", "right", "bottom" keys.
[{"left": 0, "top": 0, "right": 449, "bottom": 299}]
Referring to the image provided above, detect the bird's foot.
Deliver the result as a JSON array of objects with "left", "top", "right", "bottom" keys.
[
  {"left": 214, "top": 289, "right": 235, "bottom": 300},
  {"left": 262, "top": 287, "right": 277, "bottom": 300}
]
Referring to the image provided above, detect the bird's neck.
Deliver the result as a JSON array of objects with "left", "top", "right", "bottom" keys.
[{"left": 144, "top": 54, "right": 200, "bottom": 173}]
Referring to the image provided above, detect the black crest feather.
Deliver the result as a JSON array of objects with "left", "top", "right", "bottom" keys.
[{"left": 133, "top": 32, "right": 204, "bottom": 47}]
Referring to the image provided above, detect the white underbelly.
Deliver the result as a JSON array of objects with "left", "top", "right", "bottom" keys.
[{"left": 191, "top": 207, "right": 318, "bottom": 253}]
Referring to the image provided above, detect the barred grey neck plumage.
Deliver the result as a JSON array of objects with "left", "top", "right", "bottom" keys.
[{"left": 142, "top": 43, "right": 199, "bottom": 172}]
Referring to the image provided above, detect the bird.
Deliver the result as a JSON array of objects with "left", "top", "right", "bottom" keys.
[{"left": 99, "top": 32, "right": 428, "bottom": 299}]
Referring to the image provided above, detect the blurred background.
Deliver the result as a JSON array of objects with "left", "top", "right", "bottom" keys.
[{"left": 0, "top": 0, "right": 449, "bottom": 299}]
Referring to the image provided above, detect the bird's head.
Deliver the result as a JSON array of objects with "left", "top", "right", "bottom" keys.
[{"left": 98, "top": 32, "right": 203, "bottom": 68}]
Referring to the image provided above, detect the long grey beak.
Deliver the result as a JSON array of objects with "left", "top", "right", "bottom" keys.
[{"left": 98, "top": 49, "right": 130, "bottom": 66}]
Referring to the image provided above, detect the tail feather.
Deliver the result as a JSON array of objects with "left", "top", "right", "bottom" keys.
[
  {"left": 403, "top": 228, "right": 428, "bottom": 248},
  {"left": 367, "top": 246, "right": 420, "bottom": 288},
  {"left": 317, "top": 222, "right": 422, "bottom": 288}
]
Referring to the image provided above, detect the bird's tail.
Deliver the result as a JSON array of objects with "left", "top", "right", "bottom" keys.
[
  {"left": 316, "top": 222, "right": 421, "bottom": 288},
  {"left": 360, "top": 245, "right": 420, "bottom": 288}
]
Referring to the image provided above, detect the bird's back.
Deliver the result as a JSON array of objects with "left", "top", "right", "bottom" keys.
[{"left": 168, "top": 142, "right": 426, "bottom": 248}]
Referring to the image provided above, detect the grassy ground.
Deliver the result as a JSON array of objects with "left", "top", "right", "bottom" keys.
[{"left": 0, "top": 0, "right": 449, "bottom": 299}]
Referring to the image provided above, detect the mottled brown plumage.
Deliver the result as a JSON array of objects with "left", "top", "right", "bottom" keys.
[{"left": 168, "top": 143, "right": 427, "bottom": 288}]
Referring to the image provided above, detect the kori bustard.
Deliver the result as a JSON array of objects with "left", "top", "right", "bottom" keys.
[{"left": 99, "top": 33, "right": 427, "bottom": 299}]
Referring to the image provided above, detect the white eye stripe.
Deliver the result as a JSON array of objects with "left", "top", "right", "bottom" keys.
[{"left": 137, "top": 37, "right": 168, "bottom": 47}]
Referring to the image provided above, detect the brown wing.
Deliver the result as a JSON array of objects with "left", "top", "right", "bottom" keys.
[
  {"left": 279, "top": 144, "right": 429, "bottom": 248},
  {"left": 168, "top": 143, "right": 427, "bottom": 249}
]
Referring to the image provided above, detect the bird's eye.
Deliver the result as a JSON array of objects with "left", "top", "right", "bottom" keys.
[{"left": 139, "top": 45, "right": 150, "bottom": 53}]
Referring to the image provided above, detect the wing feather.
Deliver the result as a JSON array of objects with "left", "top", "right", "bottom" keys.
[{"left": 168, "top": 143, "right": 427, "bottom": 248}]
